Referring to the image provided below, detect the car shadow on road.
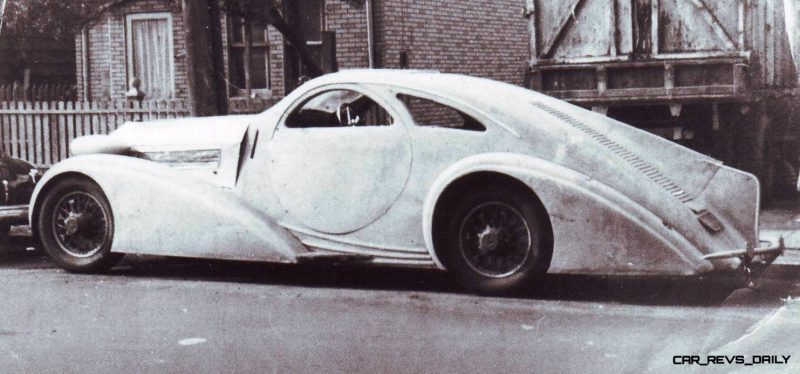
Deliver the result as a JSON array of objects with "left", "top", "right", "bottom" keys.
[
  {"left": 0, "top": 239, "right": 786, "bottom": 308},
  {"left": 108, "top": 255, "right": 765, "bottom": 307},
  {"left": 0, "top": 237, "right": 51, "bottom": 270}
]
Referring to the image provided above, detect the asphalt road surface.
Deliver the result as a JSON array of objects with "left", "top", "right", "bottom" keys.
[{"left": 1, "top": 236, "right": 799, "bottom": 373}]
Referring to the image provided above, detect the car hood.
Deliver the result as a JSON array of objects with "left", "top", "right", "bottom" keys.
[
  {"left": 109, "top": 115, "right": 254, "bottom": 150},
  {"left": 70, "top": 115, "right": 256, "bottom": 189}
]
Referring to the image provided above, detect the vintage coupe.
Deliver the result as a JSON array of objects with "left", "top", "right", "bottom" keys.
[{"left": 29, "top": 70, "right": 781, "bottom": 293}]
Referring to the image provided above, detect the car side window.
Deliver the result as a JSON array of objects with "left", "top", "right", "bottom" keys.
[
  {"left": 397, "top": 94, "right": 486, "bottom": 131},
  {"left": 285, "top": 89, "right": 393, "bottom": 128}
]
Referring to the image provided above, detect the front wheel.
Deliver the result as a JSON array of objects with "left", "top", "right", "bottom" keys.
[
  {"left": 37, "top": 177, "right": 122, "bottom": 272},
  {"left": 438, "top": 186, "right": 551, "bottom": 294}
]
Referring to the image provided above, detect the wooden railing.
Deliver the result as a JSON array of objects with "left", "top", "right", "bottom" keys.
[{"left": 0, "top": 100, "right": 189, "bottom": 166}]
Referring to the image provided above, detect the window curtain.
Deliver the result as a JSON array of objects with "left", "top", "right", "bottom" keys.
[{"left": 131, "top": 18, "right": 174, "bottom": 99}]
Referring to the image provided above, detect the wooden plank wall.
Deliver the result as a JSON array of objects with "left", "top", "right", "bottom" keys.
[
  {"left": 0, "top": 100, "right": 189, "bottom": 166},
  {"left": 747, "top": 0, "right": 797, "bottom": 89},
  {"left": 529, "top": 0, "right": 797, "bottom": 89}
]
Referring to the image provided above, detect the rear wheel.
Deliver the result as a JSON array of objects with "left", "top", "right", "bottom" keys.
[
  {"left": 438, "top": 186, "right": 551, "bottom": 294},
  {"left": 37, "top": 177, "right": 122, "bottom": 272}
]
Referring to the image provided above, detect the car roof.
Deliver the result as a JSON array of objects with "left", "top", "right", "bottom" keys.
[
  {"left": 310, "top": 70, "right": 540, "bottom": 103},
  {"left": 303, "top": 69, "right": 553, "bottom": 136},
  {"left": 314, "top": 69, "right": 447, "bottom": 84},
  {"left": 305, "top": 70, "right": 552, "bottom": 130}
]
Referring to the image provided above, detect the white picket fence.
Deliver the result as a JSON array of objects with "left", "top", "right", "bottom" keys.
[{"left": 0, "top": 100, "right": 189, "bottom": 166}]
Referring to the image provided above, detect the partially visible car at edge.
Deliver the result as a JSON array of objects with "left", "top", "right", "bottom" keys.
[{"left": 0, "top": 147, "right": 38, "bottom": 242}]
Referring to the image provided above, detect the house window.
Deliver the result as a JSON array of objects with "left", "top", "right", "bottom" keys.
[
  {"left": 285, "top": 0, "right": 325, "bottom": 91},
  {"left": 293, "top": 0, "right": 324, "bottom": 75},
  {"left": 228, "top": 16, "right": 271, "bottom": 97},
  {"left": 126, "top": 13, "right": 175, "bottom": 99}
]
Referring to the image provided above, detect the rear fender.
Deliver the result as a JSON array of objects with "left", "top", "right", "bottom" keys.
[
  {"left": 424, "top": 153, "right": 724, "bottom": 275},
  {"left": 31, "top": 155, "right": 307, "bottom": 262}
]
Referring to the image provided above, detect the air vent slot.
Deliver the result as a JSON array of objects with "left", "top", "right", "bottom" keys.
[{"left": 532, "top": 103, "right": 692, "bottom": 204}]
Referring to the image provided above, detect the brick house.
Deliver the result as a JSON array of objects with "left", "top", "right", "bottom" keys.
[{"left": 75, "top": 0, "right": 529, "bottom": 103}]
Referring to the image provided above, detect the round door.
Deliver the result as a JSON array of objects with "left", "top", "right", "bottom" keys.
[{"left": 267, "top": 88, "right": 412, "bottom": 234}]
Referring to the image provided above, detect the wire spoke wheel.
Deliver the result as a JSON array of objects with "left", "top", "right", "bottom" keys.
[
  {"left": 458, "top": 202, "right": 532, "bottom": 278},
  {"left": 52, "top": 191, "right": 110, "bottom": 258},
  {"left": 38, "top": 177, "right": 122, "bottom": 273},
  {"left": 436, "top": 183, "right": 552, "bottom": 294}
]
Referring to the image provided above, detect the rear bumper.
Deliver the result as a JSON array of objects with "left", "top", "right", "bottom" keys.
[
  {"left": 0, "top": 205, "right": 29, "bottom": 226},
  {"left": 702, "top": 239, "right": 785, "bottom": 261},
  {"left": 703, "top": 238, "right": 785, "bottom": 278}
]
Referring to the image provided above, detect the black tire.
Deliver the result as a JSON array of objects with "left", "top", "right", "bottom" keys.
[
  {"left": 37, "top": 177, "right": 122, "bottom": 272},
  {"left": 437, "top": 186, "right": 551, "bottom": 294}
]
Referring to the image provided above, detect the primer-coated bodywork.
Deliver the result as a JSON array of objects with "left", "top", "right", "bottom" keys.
[{"left": 30, "top": 70, "right": 768, "bottom": 276}]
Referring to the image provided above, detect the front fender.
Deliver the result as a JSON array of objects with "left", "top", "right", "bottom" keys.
[
  {"left": 31, "top": 155, "right": 307, "bottom": 262},
  {"left": 423, "top": 153, "right": 733, "bottom": 276}
]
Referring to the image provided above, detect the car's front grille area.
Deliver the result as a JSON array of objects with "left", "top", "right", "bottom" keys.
[
  {"left": 136, "top": 149, "right": 221, "bottom": 169},
  {"left": 532, "top": 102, "right": 693, "bottom": 204}
]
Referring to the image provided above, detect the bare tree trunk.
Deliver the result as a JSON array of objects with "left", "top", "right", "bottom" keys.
[
  {"left": 183, "top": 0, "right": 225, "bottom": 116},
  {"left": 208, "top": 0, "right": 229, "bottom": 114}
]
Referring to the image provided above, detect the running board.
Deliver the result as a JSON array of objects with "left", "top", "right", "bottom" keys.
[
  {"left": 0, "top": 205, "right": 28, "bottom": 226},
  {"left": 294, "top": 252, "right": 373, "bottom": 264}
]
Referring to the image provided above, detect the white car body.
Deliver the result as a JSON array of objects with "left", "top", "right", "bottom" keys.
[{"left": 30, "top": 70, "right": 776, "bottom": 278}]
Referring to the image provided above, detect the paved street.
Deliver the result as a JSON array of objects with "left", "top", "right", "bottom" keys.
[{"left": 1, "top": 232, "right": 800, "bottom": 373}]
